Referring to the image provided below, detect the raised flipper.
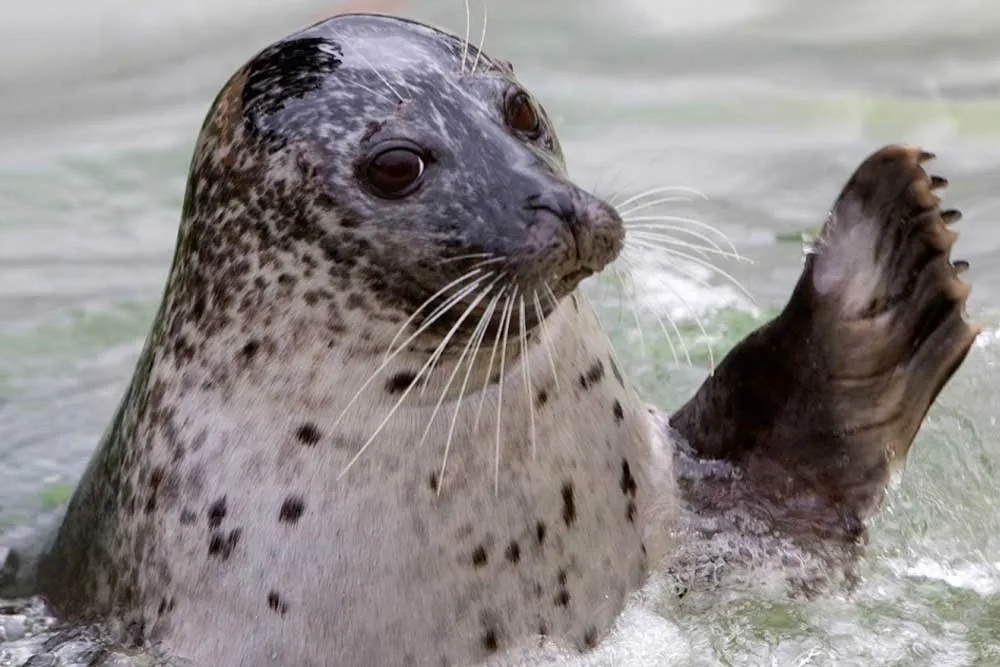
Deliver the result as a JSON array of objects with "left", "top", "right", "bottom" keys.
[{"left": 670, "top": 145, "right": 981, "bottom": 535}]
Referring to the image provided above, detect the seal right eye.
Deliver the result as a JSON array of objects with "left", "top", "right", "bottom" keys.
[{"left": 365, "top": 147, "right": 426, "bottom": 198}]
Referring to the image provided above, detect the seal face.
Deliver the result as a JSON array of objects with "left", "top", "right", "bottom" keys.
[{"left": 36, "top": 13, "right": 668, "bottom": 667}]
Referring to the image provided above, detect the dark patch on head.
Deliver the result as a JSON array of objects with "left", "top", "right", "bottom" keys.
[
  {"left": 505, "top": 541, "right": 521, "bottom": 564},
  {"left": 208, "top": 528, "right": 241, "bottom": 560},
  {"left": 267, "top": 590, "right": 289, "bottom": 616},
  {"left": 610, "top": 356, "right": 624, "bottom": 388},
  {"left": 579, "top": 360, "right": 605, "bottom": 390},
  {"left": 295, "top": 422, "right": 322, "bottom": 446},
  {"left": 472, "top": 545, "right": 488, "bottom": 568},
  {"left": 242, "top": 37, "right": 344, "bottom": 134},
  {"left": 429, "top": 472, "right": 440, "bottom": 492},
  {"left": 612, "top": 400, "right": 624, "bottom": 423},
  {"left": 536, "top": 389, "right": 549, "bottom": 407},
  {"left": 620, "top": 460, "right": 637, "bottom": 498},
  {"left": 535, "top": 521, "right": 547, "bottom": 545},
  {"left": 207, "top": 496, "right": 227, "bottom": 529},
  {"left": 279, "top": 496, "right": 305, "bottom": 523},
  {"left": 561, "top": 481, "right": 576, "bottom": 527},
  {"left": 386, "top": 371, "right": 418, "bottom": 394},
  {"left": 179, "top": 508, "right": 197, "bottom": 525},
  {"left": 583, "top": 626, "right": 598, "bottom": 648}
]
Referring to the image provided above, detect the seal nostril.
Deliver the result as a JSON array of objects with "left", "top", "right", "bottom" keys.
[{"left": 526, "top": 190, "right": 577, "bottom": 223}]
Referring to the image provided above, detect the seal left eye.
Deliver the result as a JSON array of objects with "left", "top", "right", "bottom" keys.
[
  {"left": 365, "top": 147, "right": 426, "bottom": 198},
  {"left": 505, "top": 91, "right": 541, "bottom": 139}
]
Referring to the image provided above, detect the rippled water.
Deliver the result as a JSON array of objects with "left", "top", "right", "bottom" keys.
[{"left": 1, "top": 0, "right": 999, "bottom": 664}]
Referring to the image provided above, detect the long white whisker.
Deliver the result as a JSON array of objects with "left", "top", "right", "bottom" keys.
[
  {"left": 620, "top": 252, "right": 716, "bottom": 372},
  {"left": 621, "top": 213, "right": 740, "bottom": 256},
  {"left": 334, "top": 275, "right": 489, "bottom": 434},
  {"left": 624, "top": 222, "right": 729, "bottom": 255},
  {"left": 518, "top": 296, "right": 537, "bottom": 461},
  {"left": 532, "top": 290, "right": 560, "bottom": 391},
  {"left": 472, "top": 285, "right": 508, "bottom": 431},
  {"left": 383, "top": 268, "right": 488, "bottom": 363},
  {"left": 494, "top": 286, "right": 517, "bottom": 496},
  {"left": 438, "top": 290, "right": 502, "bottom": 493},
  {"left": 335, "top": 33, "right": 406, "bottom": 102},
  {"left": 460, "top": 0, "right": 472, "bottom": 75},
  {"left": 415, "top": 282, "right": 498, "bottom": 458},
  {"left": 626, "top": 231, "right": 744, "bottom": 262},
  {"left": 617, "top": 255, "right": 688, "bottom": 365},
  {"left": 338, "top": 275, "right": 501, "bottom": 479},
  {"left": 615, "top": 185, "right": 709, "bottom": 210},
  {"left": 609, "top": 262, "right": 649, "bottom": 358},
  {"left": 471, "top": 0, "right": 489, "bottom": 75},
  {"left": 421, "top": 273, "right": 505, "bottom": 393},
  {"left": 626, "top": 240, "right": 755, "bottom": 303},
  {"left": 439, "top": 253, "right": 503, "bottom": 266}
]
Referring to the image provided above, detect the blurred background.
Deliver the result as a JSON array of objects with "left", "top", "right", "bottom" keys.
[{"left": 1, "top": 0, "right": 999, "bottom": 664}]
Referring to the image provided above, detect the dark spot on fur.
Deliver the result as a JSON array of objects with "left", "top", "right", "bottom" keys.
[
  {"left": 482, "top": 628, "right": 499, "bottom": 653},
  {"left": 613, "top": 400, "right": 624, "bottom": 423},
  {"left": 561, "top": 481, "right": 576, "bottom": 527},
  {"left": 555, "top": 590, "right": 570, "bottom": 607},
  {"left": 571, "top": 295, "right": 579, "bottom": 311},
  {"left": 207, "top": 497, "right": 227, "bottom": 529},
  {"left": 472, "top": 545, "right": 488, "bottom": 567},
  {"left": 583, "top": 626, "right": 598, "bottom": 648},
  {"left": 295, "top": 422, "right": 322, "bottom": 446},
  {"left": 536, "top": 389, "right": 549, "bottom": 407},
  {"left": 208, "top": 528, "right": 241, "bottom": 561},
  {"left": 241, "top": 340, "right": 260, "bottom": 360},
  {"left": 279, "top": 496, "right": 305, "bottom": 523},
  {"left": 558, "top": 570, "right": 567, "bottom": 586},
  {"left": 386, "top": 371, "right": 418, "bottom": 394},
  {"left": 536, "top": 521, "right": 547, "bottom": 545},
  {"left": 267, "top": 591, "right": 289, "bottom": 616},
  {"left": 429, "top": 472, "right": 440, "bottom": 492},
  {"left": 346, "top": 292, "right": 366, "bottom": 309},
  {"left": 626, "top": 500, "right": 637, "bottom": 523},
  {"left": 620, "top": 460, "right": 637, "bottom": 497},
  {"left": 539, "top": 621, "right": 549, "bottom": 636},
  {"left": 179, "top": 509, "right": 197, "bottom": 525},
  {"left": 505, "top": 541, "right": 521, "bottom": 564},
  {"left": 579, "top": 360, "right": 605, "bottom": 390}
]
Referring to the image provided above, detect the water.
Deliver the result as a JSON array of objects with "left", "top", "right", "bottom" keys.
[{"left": 1, "top": 0, "right": 999, "bottom": 664}]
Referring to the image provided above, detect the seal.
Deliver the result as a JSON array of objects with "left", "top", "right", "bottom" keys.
[{"left": 20, "top": 12, "right": 978, "bottom": 667}]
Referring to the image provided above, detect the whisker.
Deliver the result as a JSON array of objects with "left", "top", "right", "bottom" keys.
[
  {"left": 335, "top": 274, "right": 490, "bottom": 434},
  {"left": 383, "top": 268, "right": 488, "bottom": 363},
  {"left": 439, "top": 253, "right": 504, "bottom": 266},
  {"left": 337, "top": 274, "right": 501, "bottom": 480},
  {"left": 618, "top": 255, "right": 690, "bottom": 366},
  {"left": 472, "top": 283, "right": 510, "bottom": 431},
  {"left": 614, "top": 185, "right": 709, "bottom": 210},
  {"left": 471, "top": 0, "right": 489, "bottom": 75},
  {"left": 624, "top": 221, "right": 729, "bottom": 255},
  {"left": 460, "top": 0, "right": 472, "bottom": 74},
  {"left": 334, "top": 33, "right": 406, "bottom": 102},
  {"left": 415, "top": 282, "right": 498, "bottom": 463},
  {"left": 438, "top": 290, "right": 503, "bottom": 493},
  {"left": 609, "top": 261, "right": 652, "bottom": 360},
  {"left": 532, "top": 289, "right": 560, "bottom": 391},
  {"left": 621, "top": 213, "right": 740, "bottom": 256},
  {"left": 518, "top": 296, "right": 537, "bottom": 460},
  {"left": 494, "top": 286, "right": 517, "bottom": 495},
  {"left": 625, "top": 231, "right": 744, "bottom": 262},
  {"left": 626, "top": 239, "right": 755, "bottom": 303}
]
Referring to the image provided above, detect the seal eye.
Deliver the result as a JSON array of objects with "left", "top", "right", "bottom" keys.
[
  {"left": 365, "top": 147, "right": 426, "bottom": 198},
  {"left": 505, "top": 91, "right": 541, "bottom": 139}
]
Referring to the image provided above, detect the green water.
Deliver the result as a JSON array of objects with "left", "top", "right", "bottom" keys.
[{"left": 1, "top": 0, "right": 999, "bottom": 664}]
